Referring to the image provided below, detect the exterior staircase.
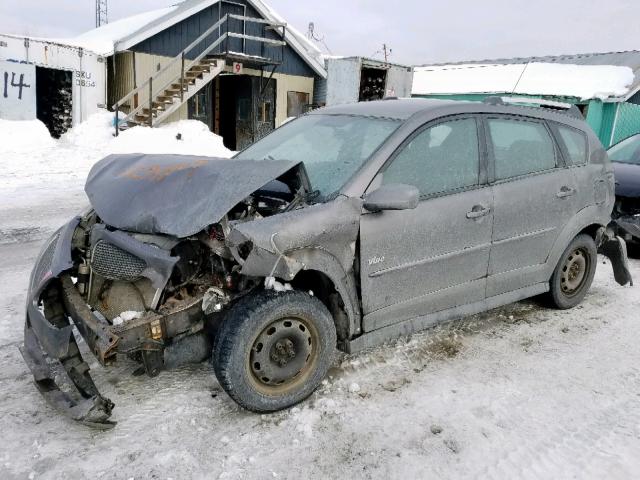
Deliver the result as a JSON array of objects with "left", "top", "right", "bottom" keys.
[
  {"left": 131, "top": 59, "right": 224, "bottom": 128},
  {"left": 112, "top": 14, "right": 286, "bottom": 134}
]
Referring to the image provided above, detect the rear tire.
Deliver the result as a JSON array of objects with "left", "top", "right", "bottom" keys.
[
  {"left": 548, "top": 234, "right": 597, "bottom": 309},
  {"left": 213, "top": 290, "right": 336, "bottom": 412}
]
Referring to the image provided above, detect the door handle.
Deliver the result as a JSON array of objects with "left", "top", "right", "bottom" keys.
[
  {"left": 556, "top": 186, "right": 576, "bottom": 198},
  {"left": 466, "top": 205, "right": 491, "bottom": 219}
]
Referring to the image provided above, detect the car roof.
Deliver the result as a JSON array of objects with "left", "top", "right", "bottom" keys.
[
  {"left": 310, "top": 98, "right": 462, "bottom": 120},
  {"left": 309, "top": 98, "right": 589, "bottom": 129}
]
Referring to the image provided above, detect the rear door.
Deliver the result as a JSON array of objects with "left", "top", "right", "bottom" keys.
[
  {"left": 485, "top": 115, "right": 578, "bottom": 297},
  {"left": 360, "top": 116, "right": 493, "bottom": 332},
  {"left": 553, "top": 122, "right": 611, "bottom": 210}
]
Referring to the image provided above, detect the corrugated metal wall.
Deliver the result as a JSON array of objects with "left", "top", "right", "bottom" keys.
[
  {"left": 107, "top": 51, "right": 134, "bottom": 109},
  {"left": 385, "top": 65, "right": 413, "bottom": 97},
  {"left": 313, "top": 74, "right": 327, "bottom": 105},
  {"left": 611, "top": 102, "right": 640, "bottom": 145},
  {"left": 325, "top": 57, "right": 361, "bottom": 105}
]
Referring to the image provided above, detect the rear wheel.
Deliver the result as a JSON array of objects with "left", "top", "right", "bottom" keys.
[
  {"left": 548, "top": 234, "right": 597, "bottom": 309},
  {"left": 213, "top": 290, "right": 336, "bottom": 412}
]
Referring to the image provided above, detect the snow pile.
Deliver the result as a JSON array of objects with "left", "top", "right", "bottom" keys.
[
  {"left": 0, "top": 119, "right": 55, "bottom": 154},
  {"left": 60, "top": 110, "right": 115, "bottom": 151},
  {"left": 413, "top": 62, "right": 635, "bottom": 100},
  {"left": 111, "top": 120, "right": 231, "bottom": 157},
  {"left": 0, "top": 111, "right": 234, "bottom": 212},
  {"left": 112, "top": 311, "right": 144, "bottom": 326}
]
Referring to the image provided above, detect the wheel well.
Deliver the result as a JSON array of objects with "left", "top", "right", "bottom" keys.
[
  {"left": 579, "top": 223, "right": 604, "bottom": 241},
  {"left": 291, "top": 270, "right": 350, "bottom": 342}
]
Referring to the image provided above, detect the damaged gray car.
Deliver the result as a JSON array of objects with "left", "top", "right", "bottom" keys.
[{"left": 21, "top": 97, "right": 632, "bottom": 428}]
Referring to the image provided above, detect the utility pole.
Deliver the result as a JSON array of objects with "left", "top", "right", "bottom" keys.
[
  {"left": 382, "top": 44, "right": 391, "bottom": 63},
  {"left": 96, "top": 0, "right": 108, "bottom": 28}
]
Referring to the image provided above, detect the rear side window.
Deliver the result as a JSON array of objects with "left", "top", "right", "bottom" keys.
[
  {"left": 488, "top": 118, "right": 556, "bottom": 180},
  {"left": 382, "top": 118, "right": 479, "bottom": 196},
  {"left": 557, "top": 125, "right": 588, "bottom": 165}
]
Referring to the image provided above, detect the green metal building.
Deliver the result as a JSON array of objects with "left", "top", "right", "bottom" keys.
[{"left": 412, "top": 51, "right": 640, "bottom": 147}]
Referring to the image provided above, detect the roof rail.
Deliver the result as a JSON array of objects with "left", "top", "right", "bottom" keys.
[{"left": 483, "top": 96, "right": 584, "bottom": 119}]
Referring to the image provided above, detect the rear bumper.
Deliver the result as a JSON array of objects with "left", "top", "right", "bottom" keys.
[{"left": 598, "top": 225, "right": 633, "bottom": 287}]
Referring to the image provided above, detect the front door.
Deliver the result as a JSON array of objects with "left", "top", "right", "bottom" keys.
[
  {"left": 360, "top": 116, "right": 493, "bottom": 332},
  {"left": 485, "top": 115, "right": 578, "bottom": 297}
]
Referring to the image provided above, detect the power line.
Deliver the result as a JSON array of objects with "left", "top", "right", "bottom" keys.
[{"left": 96, "top": 0, "right": 108, "bottom": 28}]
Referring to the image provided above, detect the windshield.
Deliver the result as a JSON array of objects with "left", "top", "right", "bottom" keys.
[
  {"left": 608, "top": 134, "right": 640, "bottom": 165},
  {"left": 235, "top": 114, "right": 401, "bottom": 199}
]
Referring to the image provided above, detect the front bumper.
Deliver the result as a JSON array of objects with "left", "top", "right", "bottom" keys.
[
  {"left": 20, "top": 218, "right": 207, "bottom": 428},
  {"left": 19, "top": 217, "right": 116, "bottom": 428}
]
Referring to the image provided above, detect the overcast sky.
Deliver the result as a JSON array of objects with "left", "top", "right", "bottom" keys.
[{"left": 0, "top": 0, "right": 639, "bottom": 65}]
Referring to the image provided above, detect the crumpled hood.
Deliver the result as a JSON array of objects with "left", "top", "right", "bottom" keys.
[
  {"left": 85, "top": 154, "right": 301, "bottom": 238},
  {"left": 613, "top": 161, "right": 640, "bottom": 198}
]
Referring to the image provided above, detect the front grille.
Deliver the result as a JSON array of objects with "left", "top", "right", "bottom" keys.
[
  {"left": 31, "top": 231, "right": 60, "bottom": 292},
  {"left": 91, "top": 240, "right": 146, "bottom": 282}
]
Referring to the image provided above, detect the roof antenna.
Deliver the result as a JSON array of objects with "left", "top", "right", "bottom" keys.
[
  {"left": 307, "top": 22, "right": 332, "bottom": 54},
  {"left": 96, "top": 0, "right": 108, "bottom": 27}
]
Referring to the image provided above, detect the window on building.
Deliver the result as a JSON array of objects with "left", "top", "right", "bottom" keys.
[
  {"left": 382, "top": 118, "right": 480, "bottom": 196},
  {"left": 259, "top": 101, "right": 273, "bottom": 123},
  {"left": 287, "top": 91, "right": 310, "bottom": 118},
  {"left": 238, "top": 98, "right": 251, "bottom": 121},
  {"left": 557, "top": 125, "right": 588, "bottom": 165},
  {"left": 488, "top": 118, "right": 556, "bottom": 180}
]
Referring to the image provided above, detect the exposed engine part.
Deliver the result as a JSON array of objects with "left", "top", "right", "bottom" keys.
[
  {"left": 77, "top": 262, "right": 90, "bottom": 295},
  {"left": 90, "top": 276, "right": 157, "bottom": 321},
  {"left": 202, "top": 287, "right": 230, "bottom": 314},
  {"left": 171, "top": 240, "right": 204, "bottom": 286}
]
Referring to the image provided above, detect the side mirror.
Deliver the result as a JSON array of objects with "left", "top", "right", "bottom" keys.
[{"left": 363, "top": 184, "right": 420, "bottom": 212}]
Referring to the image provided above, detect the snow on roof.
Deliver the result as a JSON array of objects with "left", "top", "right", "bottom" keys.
[
  {"left": 66, "top": 0, "right": 326, "bottom": 77},
  {"left": 66, "top": 6, "right": 178, "bottom": 56},
  {"left": 413, "top": 62, "right": 636, "bottom": 101}
]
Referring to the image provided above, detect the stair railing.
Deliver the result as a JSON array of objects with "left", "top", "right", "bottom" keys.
[{"left": 112, "top": 14, "right": 286, "bottom": 135}]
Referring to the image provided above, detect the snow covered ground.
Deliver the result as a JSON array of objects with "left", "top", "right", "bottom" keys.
[{"left": 1, "top": 117, "right": 640, "bottom": 479}]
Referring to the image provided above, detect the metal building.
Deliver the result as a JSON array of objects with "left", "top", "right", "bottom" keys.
[
  {"left": 73, "top": 0, "right": 326, "bottom": 150},
  {"left": 314, "top": 56, "right": 413, "bottom": 107},
  {"left": 0, "top": 34, "right": 107, "bottom": 137},
  {"left": 412, "top": 51, "right": 640, "bottom": 148}
]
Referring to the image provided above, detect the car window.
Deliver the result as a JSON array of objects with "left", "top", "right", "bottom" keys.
[
  {"left": 235, "top": 114, "right": 400, "bottom": 200},
  {"left": 557, "top": 125, "right": 588, "bottom": 165},
  {"left": 608, "top": 134, "right": 640, "bottom": 165},
  {"left": 488, "top": 118, "right": 556, "bottom": 180},
  {"left": 381, "top": 118, "right": 479, "bottom": 196}
]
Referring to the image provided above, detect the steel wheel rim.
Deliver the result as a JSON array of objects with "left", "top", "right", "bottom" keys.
[
  {"left": 560, "top": 248, "right": 589, "bottom": 297},
  {"left": 248, "top": 316, "right": 318, "bottom": 394}
]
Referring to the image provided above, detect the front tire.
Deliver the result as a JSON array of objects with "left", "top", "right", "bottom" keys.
[
  {"left": 548, "top": 234, "right": 597, "bottom": 309},
  {"left": 213, "top": 290, "right": 337, "bottom": 412}
]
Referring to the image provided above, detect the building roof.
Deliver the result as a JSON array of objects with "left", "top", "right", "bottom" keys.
[
  {"left": 70, "top": 0, "right": 327, "bottom": 78},
  {"left": 413, "top": 50, "right": 640, "bottom": 102}
]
